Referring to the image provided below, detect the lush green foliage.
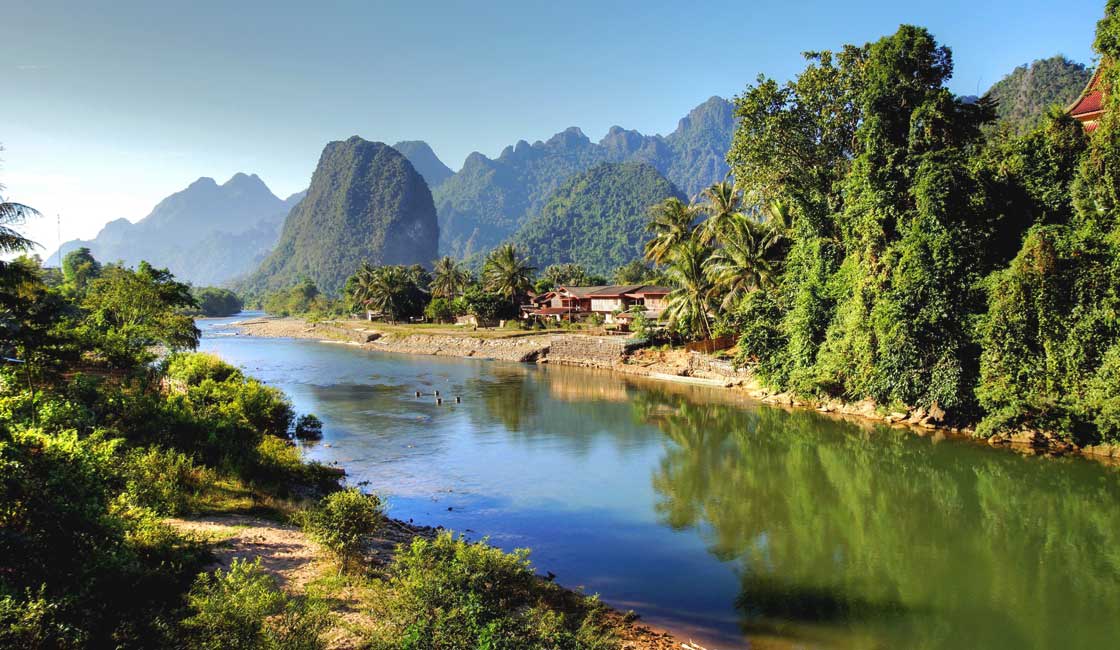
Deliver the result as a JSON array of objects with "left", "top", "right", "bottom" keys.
[
  {"left": 509, "top": 162, "right": 685, "bottom": 275},
  {"left": 430, "top": 256, "right": 472, "bottom": 299},
  {"left": 294, "top": 413, "right": 323, "bottom": 441},
  {"left": 79, "top": 261, "right": 200, "bottom": 367},
  {"left": 708, "top": 13, "right": 1120, "bottom": 444},
  {"left": 348, "top": 263, "right": 430, "bottom": 322},
  {"left": 261, "top": 279, "right": 333, "bottom": 318},
  {"left": 243, "top": 137, "right": 439, "bottom": 295},
  {"left": 181, "top": 558, "right": 328, "bottom": 650},
  {"left": 984, "top": 55, "right": 1091, "bottom": 133},
  {"left": 482, "top": 244, "right": 536, "bottom": 306},
  {"left": 463, "top": 287, "right": 518, "bottom": 323},
  {"left": 193, "top": 286, "right": 244, "bottom": 316},
  {"left": 60, "top": 246, "right": 101, "bottom": 293},
  {"left": 379, "top": 532, "right": 617, "bottom": 650},
  {"left": 301, "top": 488, "right": 384, "bottom": 570}
]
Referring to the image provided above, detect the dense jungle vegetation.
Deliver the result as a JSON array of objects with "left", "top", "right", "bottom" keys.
[{"left": 657, "top": 9, "right": 1120, "bottom": 446}]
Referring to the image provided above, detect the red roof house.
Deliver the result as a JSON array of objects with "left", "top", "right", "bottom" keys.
[{"left": 1068, "top": 67, "right": 1105, "bottom": 132}]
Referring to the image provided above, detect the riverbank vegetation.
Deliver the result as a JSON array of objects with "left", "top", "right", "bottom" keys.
[
  {"left": 0, "top": 208, "right": 622, "bottom": 646},
  {"left": 628, "top": 9, "right": 1120, "bottom": 448}
]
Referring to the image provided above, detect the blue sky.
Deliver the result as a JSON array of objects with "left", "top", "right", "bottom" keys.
[{"left": 0, "top": 0, "right": 1106, "bottom": 254}]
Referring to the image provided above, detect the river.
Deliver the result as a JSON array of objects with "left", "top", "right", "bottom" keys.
[{"left": 199, "top": 315, "right": 1120, "bottom": 649}]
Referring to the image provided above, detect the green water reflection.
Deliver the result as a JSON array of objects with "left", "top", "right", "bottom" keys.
[{"left": 632, "top": 386, "right": 1120, "bottom": 649}]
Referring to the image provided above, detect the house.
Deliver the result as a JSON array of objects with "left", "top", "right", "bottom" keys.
[
  {"left": 523, "top": 285, "right": 671, "bottom": 323},
  {"left": 1068, "top": 67, "right": 1105, "bottom": 133}
]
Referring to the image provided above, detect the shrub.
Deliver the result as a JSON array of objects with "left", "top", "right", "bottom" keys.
[
  {"left": 423, "top": 297, "right": 456, "bottom": 324},
  {"left": 301, "top": 488, "right": 383, "bottom": 570},
  {"left": 122, "top": 446, "right": 209, "bottom": 515},
  {"left": 181, "top": 558, "right": 327, "bottom": 650},
  {"left": 382, "top": 532, "right": 617, "bottom": 650},
  {"left": 0, "top": 589, "right": 83, "bottom": 649},
  {"left": 464, "top": 289, "right": 517, "bottom": 323},
  {"left": 293, "top": 414, "right": 323, "bottom": 441},
  {"left": 165, "top": 352, "right": 244, "bottom": 385}
]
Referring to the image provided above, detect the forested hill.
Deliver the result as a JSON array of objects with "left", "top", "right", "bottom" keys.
[
  {"left": 985, "top": 55, "right": 1091, "bottom": 132},
  {"left": 50, "top": 173, "right": 297, "bottom": 286},
  {"left": 509, "top": 162, "right": 684, "bottom": 275},
  {"left": 393, "top": 140, "right": 455, "bottom": 188},
  {"left": 240, "top": 136, "right": 439, "bottom": 295},
  {"left": 433, "top": 96, "right": 735, "bottom": 259}
]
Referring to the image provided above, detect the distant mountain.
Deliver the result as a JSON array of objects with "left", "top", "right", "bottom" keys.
[
  {"left": 509, "top": 162, "right": 685, "bottom": 276},
  {"left": 52, "top": 173, "right": 291, "bottom": 286},
  {"left": 393, "top": 141, "right": 454, "bottom": 188},
  {"left": 240, "top": 136, "right": 439, "bottom": 295},
  {"left": 985, "top": 55, "right": 1091, "bottom": 132},
  {"left": 433, "top": 96, "right": 736, "bottom": 259}
]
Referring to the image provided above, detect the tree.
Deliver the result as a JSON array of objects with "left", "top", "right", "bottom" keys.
[
  {"left": 0, "top": 165, "right": 40, "bottom": 281},
  {"left": 348, "top": 264, "right": 427, "bottom": 322},
  {"left": 613, "top": 259, "right": 656, "bottom": 285},
  {"left": 663, "top": 239, "right": 714, "bottom": 340},
  {"left": 481, "top": 244, "right": 535, "bottom": 306},
  {"left": 192, "top": 287, "right": 242, "bottom": 317},
  {"left": 61, "top": 247, "right": 102, "bottom": 293},
  {"left": 643, "top": 197, "right": 695, "bottom": 266},
  {"left": 80, "top": 261, "right": 200, "bottom": 366},
  {"left": 697, "top": 180, "right": 742, "bottom": 244},
  {"left": 704, "top": 214, "right": 783, "bottom": 310},
  {"left": 430, "top": 256, "right": 471, "bottom": 299}
]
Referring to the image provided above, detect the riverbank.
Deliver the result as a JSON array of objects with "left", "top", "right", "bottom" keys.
[
  {"left": 226, "top": 316, "right": 1120, "bottom": 463},
  {"left": 168, "top": 513, "right": 704, "bottom": 650}
]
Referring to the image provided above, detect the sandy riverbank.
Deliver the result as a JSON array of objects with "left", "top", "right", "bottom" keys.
[{"left": 224, "top": 316, "right": 1120, "bottom": 463}]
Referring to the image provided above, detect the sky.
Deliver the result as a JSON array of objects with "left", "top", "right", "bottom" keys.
[{"left": 0, "top": 0, "right": 1106, "bottom": 259}]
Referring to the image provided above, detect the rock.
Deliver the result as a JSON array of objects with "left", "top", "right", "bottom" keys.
[
  {"left": 927, "top": 400, "right": 946, "bottom": 424},
  {"left": 987, "top": 434, "right": 1009, "bottom": 446}
]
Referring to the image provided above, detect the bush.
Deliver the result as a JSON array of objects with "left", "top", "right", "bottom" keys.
[
  {"left": 423, "top": 297, "right": 457, "bottom": 324},
  {"left": 382, "top": 532, "right": 617, "bottom": 650},
  {"left": 165, "top": 352, "right": 244, "bottom": 385},
  {"left": 293, "top": 414, "right": 323, "bottom": 441},
  {"left": 463, "top": 289, "right": 517, "bottom": 323},
  {"left": 301, "top": 488, "right": 383, "bottom": 570},
  {"left": 122, "top": 447, "right": 209, "bottom": 515},
  {"left": 0, "top": 588, "right": 83, "bottom": 649},
  {"left": 181, "top": 558, "right": 327, "bottom": 650}
]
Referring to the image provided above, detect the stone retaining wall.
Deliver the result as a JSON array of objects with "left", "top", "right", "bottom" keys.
[{"left": 546, "top": 335, "right": 641, "bottom": 368}]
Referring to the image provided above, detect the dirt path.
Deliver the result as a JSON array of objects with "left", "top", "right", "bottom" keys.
[{"left": 167, "top": 514, "right": 707, "bottom": 650}]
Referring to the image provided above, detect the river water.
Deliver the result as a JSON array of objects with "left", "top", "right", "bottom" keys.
[{"left": 200, "top": 315, "right": 1120, "bottom": 649}]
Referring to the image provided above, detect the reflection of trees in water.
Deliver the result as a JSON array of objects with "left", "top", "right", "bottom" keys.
[
  {"left": 640, "top": 391, "right": 1120, "bottom": 649},
  {"left": 464, "top": 365, "right": 668, "bottom": 459}
]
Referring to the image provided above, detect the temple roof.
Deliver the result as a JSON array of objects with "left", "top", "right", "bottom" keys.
[{"left": 1068, "top": 67, "right": 1104, "bottom": 121}]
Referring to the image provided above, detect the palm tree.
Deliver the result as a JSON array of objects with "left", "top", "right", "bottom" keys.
[
  {"left": 697, "top": 181, "right": 742, "bottom": 245},
  {"left": 1, "top": 188, "right": 39, "bottom": 258},
  {"left": 644, "top": 197, "right": 696, "bottom": 266},
  {"left": 704, "top": 214, "right": 782, "bottom": 310},
  {"left": 431, "top": 256, "right": 471, "bottom": 299},
  {"left": 353, "top": 265, "right": 423, "bottom": 323},
  {"left": 762, "top": 198, "right": 793, "bottom": 233},
  {"left": 482, "top": 244, "right": 535, "bottom": 305},
  {"left": 348, "top": 261, "right": 377, "bottom": 311},
  {"left": 663, "top": 238, "right": 714, "bottom": 340}
]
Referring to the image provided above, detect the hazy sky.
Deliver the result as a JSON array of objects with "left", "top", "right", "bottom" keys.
[{"left": 0, "top": 0, "right": 1105, "bottom": 257}]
